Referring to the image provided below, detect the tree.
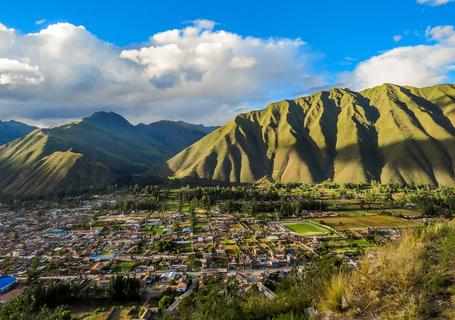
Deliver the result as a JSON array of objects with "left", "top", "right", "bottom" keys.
[
  {"left": 109, "top": 275, "right": 140, "bottom": 302},
  {"left": 159, "top": 295, "right": 174, "bottom": 310}
]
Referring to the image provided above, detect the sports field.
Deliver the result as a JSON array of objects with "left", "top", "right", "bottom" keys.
[
  {"left": 283, "top": 221, "right": 330, "bottom": 236},
  {"left": 313, "top": 215, "right": 418, "bottom": 230}
]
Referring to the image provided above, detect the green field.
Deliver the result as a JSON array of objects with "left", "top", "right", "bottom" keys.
[
  {"left": 283, "top": 221, "right": 330, "bottom": 236},
  {"left": 314, "top": 215, "right": 418, "bottom": 230},
  {"left": 334, "top": 209, "right": 422, "bottom": 218}
]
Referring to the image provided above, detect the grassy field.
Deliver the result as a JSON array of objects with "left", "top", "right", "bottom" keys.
[
  {"left": 314, "top": 215, "right": 418, "bottom": 230},
  {"left": 330, "top": 209, "right": 422, "bottom": 218},
  {"left": 283, "top": 221, "right": 330, "bottom": 236}
]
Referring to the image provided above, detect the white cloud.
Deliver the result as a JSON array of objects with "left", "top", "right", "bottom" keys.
[
  {"left": 426, "top": 25, "right": 455, "bottom": 45},
  {"left": 0, "top": 20, "right": 321, "bottom": 125},
  {"left": 0, "top": 58, "right": 43, "bottom": 85},
  {"left": 342, "top": 25, "right": 455, "bottom": 90},
  {"left": 393, "top": 35, "right": 402, "bottom": 42},
  {"left": 417, "top": 0, "right": 454, "bottom": 6},
  {"left": 35, "top": 19, "right": 46, "bottom": 25}
]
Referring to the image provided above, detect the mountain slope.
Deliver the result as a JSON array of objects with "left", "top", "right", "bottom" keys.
[
  {"left": 168, "top": 83, "right": 455, "bottom": 186},
  {"left": 0, "top": 112, "right": 215, "bottom": 196},
  {"left": 137, "top": 120, "right": 218, "bottom": 155},
  {"left": 0, "top": 120, "right": 36, "bottom": 145}
]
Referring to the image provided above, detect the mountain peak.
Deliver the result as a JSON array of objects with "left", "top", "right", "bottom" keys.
[{"left": 81, "top": 111, "right": 132, "bottom": 128}]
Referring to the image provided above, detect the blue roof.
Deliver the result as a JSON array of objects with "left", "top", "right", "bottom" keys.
[{"left": 0, "top": 276, "right": 15, "bottom": 288}]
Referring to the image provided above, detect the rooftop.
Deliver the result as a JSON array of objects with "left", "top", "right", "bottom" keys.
[{"left": 0, "top": 276, "right": 15, "bottom": 289}]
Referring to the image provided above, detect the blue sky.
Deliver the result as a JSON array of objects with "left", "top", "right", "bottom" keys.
[
  {"left": 1, "top": 0, "right": 453, "bottom": 70},
  {"left": 0, "top": 0, "right": 454, "bottom": 125}
]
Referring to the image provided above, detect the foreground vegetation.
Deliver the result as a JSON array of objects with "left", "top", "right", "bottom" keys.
[
  {"left": 154, "top": 220, "right": 455, "bottom": 320},
  {"left": 325, "top": 221, "right": 455, "bottom": 319}
]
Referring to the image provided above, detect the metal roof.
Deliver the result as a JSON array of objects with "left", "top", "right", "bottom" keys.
[{"left": 0, "top": 276, "right": 15, "bottom": 289}]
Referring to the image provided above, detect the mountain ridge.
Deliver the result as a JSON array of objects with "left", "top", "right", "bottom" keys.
[
  {"left": 168, "top": 83, "right": 455, "bottom": 186},
  {"left": 0, "top": 112, "right": 217, "bottom": 196}
]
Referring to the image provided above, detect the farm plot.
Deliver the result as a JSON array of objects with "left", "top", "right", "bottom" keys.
[{"left": 313, "top": 215, "right": 418, "bottom": 230}]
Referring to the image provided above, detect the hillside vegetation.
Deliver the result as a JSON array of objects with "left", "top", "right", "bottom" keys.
[
  {"left": 0, "top": 112, "right": 215, "bottom": 196},
  {"left": 320, "top": 221, "right": 455, "bottom": 319},
  {"left": 168, "top": 83, "right": 455, "bottom": 186}
]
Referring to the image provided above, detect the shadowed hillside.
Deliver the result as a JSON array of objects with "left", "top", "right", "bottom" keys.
[
  {"left": 0, "top": 112, "right": 216, "bottom": 196},
  {"left": 0, "top": 120, "right": 36, "bottom": 145},
  {"left": 168, "top": 83, "right": 455, "bottom": 186}
]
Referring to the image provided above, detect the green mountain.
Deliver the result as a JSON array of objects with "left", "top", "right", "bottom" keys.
[
  {"left": 0, "top": 120, "right": 36, "bottom": 145},
  {"left": 137, "top": 120, "right": 219, "bottom": 155},
  {"left": 168, "top": 83, "right": 455, "bottom": 186},
  {"left": 0, "top": 112, "right": 216, "bottom": 196}
]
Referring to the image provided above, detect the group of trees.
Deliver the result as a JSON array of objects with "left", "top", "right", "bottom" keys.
[
  {"left": 152, "top": 239, "right": 175, "bottom": 252},
  {"left": 168, "top": 256, "right": 344, "bottom": 320},
  {"left": 221, "top": 199, "right": 327, "bottom": 217},
  {"left": 0, "top": 284, "right": 74, "bottom": 320},
  {"left": 0, "top": 295, "right": 71, "bottom": 320},
  {"left": 114, "top": 197, "right": 161, "bottom": 212},
  {"left": 0, "top": 276, "right": 142, "bottom": 319},
  {"left": 406, "top": 187, "right": 455, "bottom": 216},
  {"left": 177, "top": 186, "right": 280, "bottom": 203},
  {"left": 108, "top": 275, "right": 141, "bottom": 302},
  {"left": 31, "top": 282, "right": 82, "bottom": 309}
]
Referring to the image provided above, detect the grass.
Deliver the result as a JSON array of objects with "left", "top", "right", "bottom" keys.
[
  {"left": 319, "top": 273, "right": 347, "bottom": 313},
  {"left": 283, "top": 221, "right": 330, "bottom": 236},
  {"left": 318, "top": 220, "right": 455, "bottom": 319},
  {"left": 314, "top": 215, "right": 417, "bottom": 230},
  {"left": 112, "top": 261, "right": 136, "bottom": 272}
]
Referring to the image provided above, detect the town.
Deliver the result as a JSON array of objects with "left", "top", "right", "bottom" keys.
[{"left": 0, "top": 183, "right": 450, "bottom": 319}]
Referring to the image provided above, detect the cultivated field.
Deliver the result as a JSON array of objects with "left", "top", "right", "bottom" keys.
[{"left": 313, "top": 215, "right": 418, "bottom": 230}]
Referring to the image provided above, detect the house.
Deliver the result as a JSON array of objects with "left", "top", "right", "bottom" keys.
[
  {"left": 176, "top": 281, "right": 188, "bottom": 292},
  {"left": 0, "top": 276, "right": 16, "bottom": 294},
  {"left": 89, "top": 262, "right": 105, "bottom": 274},
  {"left": 182, "top": 227, "right": 192, "bottom": 234}
]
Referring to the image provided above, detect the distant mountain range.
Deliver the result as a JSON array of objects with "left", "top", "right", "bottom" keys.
[
  {"left": 168, "top": 83, "right": 455, "bottom": 186},
  {"left": 0, "top": 112, "right": 217, "bottom": 196},
  {"left": 0, "top": 120, "right": 36, "bottom": 145},
  {"left": 1, "top": 83, "right": 455, "bottom": 197}
]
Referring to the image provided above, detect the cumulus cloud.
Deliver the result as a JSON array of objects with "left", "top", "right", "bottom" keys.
[
  {"left": 426, "top": 25, "right": 455, "bottom": 45},
  {"left": 342, "top": 25, "right": 455, "bottom": 90},
  {"left": 0, "top": 58, "right": 43, "bottom": 85},
  {"left": 0, "top": 20, "right": 321, "bottom": 125},
  {"left": 417, "top": 0, "right": 454, "bottom": 6}
]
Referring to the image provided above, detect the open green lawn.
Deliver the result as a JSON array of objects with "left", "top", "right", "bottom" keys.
[
  {"left": 283, "top": 221, "right": 330, "bottom": 236},
  {"left": 314, "top": 215, "right": 419, "bottom": 230}
]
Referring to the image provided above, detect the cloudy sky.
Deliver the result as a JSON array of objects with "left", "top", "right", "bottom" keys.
[{"left": 0, "top": 0, "right": 454, "bottom": 126}]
